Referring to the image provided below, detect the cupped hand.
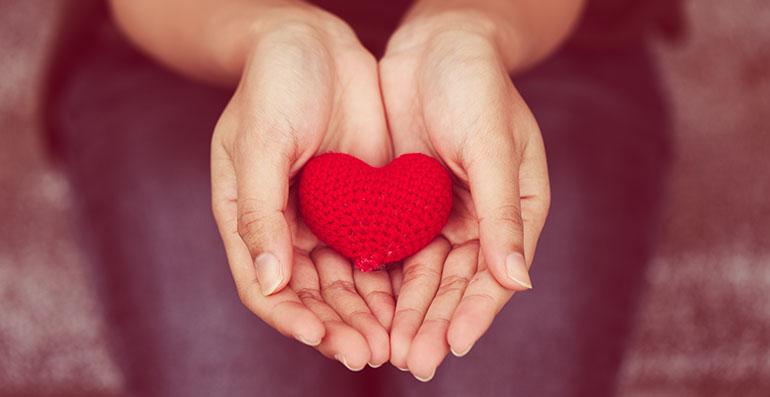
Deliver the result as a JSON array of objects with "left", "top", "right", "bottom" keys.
[
  {"left": 379, "top": 18, "right": 551, "bottom": 379},
  {"left": 210, "top": 8, "right": 395, "bottom": 370}
]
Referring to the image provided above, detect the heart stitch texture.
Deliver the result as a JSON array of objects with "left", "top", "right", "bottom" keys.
[{"left": 298, "top": 153, "right": 453, "bottom": 271}]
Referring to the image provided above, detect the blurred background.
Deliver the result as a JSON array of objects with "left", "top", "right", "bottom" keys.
[{"left": 1, "top": 0, "right": 768, "bottom": 395}]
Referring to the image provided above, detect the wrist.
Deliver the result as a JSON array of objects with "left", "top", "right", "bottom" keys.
[
  {"left": 218, "top": 3, "right": 360, "bottom": 82},
  {"left": 246, "top": 4, "right": 358, "bottom": 45},
  {"left": 385, "top": 8, "right": 520, "bottom": 69}
]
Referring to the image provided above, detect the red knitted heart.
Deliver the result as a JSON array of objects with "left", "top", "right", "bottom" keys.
[{"left": 298, "top": 153, "right": 453, "bottom": 272}]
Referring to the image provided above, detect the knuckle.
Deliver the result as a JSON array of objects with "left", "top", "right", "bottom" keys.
[
  {"left": 401, "top": 264, "right": 442, "bottom": 287},
  {"left": 465, "top": 291, "right": 498, "bottom": 307},
  {"left": 296, "top": 287, "right": 324, "bottom": 303},
  {"left": 436, "top": 274, "right": 471, "bottom": 298},
  {"left": 235, "top": 123, "right": 294, "bottom": 161},
  {"left": 460, "top": 136, "right": 520, "bottom": 182},
  {"left": 478, "top": 203, "right": 523, "bottom": 230},
  {"left": 466, "top": 128, "right": 517, "bottom": 157},
  {"left": 365, "top": 290, "right": 394, "bottom": 304},
  {"left": 394, "top": 306, "right": 422, "bottom": 319},
  {"left": 236, "top": 207, "right": 270, "bottom": 246},
  {"left": 422, "top": 317, "right": 450, "bottom": 327},
  {"left": 322, "top": 279, "right": 357, "bottom": 295},
  {"left": 348, "top": 309, "right": 372, "bottom": 323},
  {"left": 496, "top": 203, "right": 524, "bottom": 226}
]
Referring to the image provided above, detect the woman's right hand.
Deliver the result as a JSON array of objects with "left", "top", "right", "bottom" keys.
[{"left": 210, "top": 5, "right": 395, "bottom": 370}]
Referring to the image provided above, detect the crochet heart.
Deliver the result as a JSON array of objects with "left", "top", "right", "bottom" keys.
[{"left": 298, "top": 153, "right": 453, "bottom": 272}]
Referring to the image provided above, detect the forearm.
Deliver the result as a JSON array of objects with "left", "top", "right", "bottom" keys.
[
  {"left": 389, "top": 0, "right": 586, "bottom": 72},
  {"left": 108, "top": 0, "right": 345, "bottom": 85}
]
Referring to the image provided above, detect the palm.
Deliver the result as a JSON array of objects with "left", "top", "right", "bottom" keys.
[
  {"left": 399, "top": 139, "right": 481, "bottom": 247},
  {"left": 378, "top": 55, "right": 487, "bottom": 376},
  {"left": 379, "top": 34, "right": 549, "bottom": 379}
]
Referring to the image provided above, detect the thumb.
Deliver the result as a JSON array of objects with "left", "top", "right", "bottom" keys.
[
  {"left": 234, "top": 144, "right": 294, "bottom": 296},
  {"left": 465, "top": 138, "right": 532, "bottom": 291}
]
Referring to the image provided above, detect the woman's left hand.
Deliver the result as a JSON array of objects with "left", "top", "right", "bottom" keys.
[{"left": 379, "top": 14, "right": 551, "bottom": 379}]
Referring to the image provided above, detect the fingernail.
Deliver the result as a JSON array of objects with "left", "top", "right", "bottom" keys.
[
  {"left": 294, "top": 334, "right": 321, "bottom": 347},
  {"left": 505, "top": 253, "right": 532, "bottom": 289},
  {"left": 450, "top": 344, "right": 473, "bottom": 357},
  {"left": 368, "top": 362, "right": 383, "bottom": 368},
  {"left": 414, "top": 368, "right": 436, "bottom": 382},
  {"left": 255, "top": 253, "right": 283, "bottom": 296},
  {"left": 394, "top": 364, "right": 409, "bottom": 371},
  {"left": 335, "top": 354, "right": 364, "bottom": 372}
]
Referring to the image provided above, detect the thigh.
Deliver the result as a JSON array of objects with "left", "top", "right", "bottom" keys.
[
  {"left": 379, "top": 43, "right": 671, "bottom": 396},
  {"left": 48, "top": 30, "right": 376, "bottom": 396}
]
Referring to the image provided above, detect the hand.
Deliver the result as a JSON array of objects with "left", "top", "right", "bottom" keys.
[
  {"left": 379, "top": 15, "right": 551, "bottom": 379},
  {"left": 210, "top": 7, "right": 395, "bottom": 370}
]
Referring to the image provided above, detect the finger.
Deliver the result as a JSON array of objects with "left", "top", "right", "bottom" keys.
[
  {"left": 518, "top": 132, "right": 551, "bottom": 266},
  {"left": 312, "top": 247, "right": 390, "bottom": 368},
  {"left": 231, "top": 129, "right": 294, "bottom": 296},
  {"left": 389, "top": 237, "right": 450, "bottom": 371},
  {"left": 446, "top": 253, "right": 514, "bottom": 357},
  {"left": 212, "top": 140, "right": 326, "bottom": 345},
  {"left": 353, "top": 267, "right": 396, "bottom": 332},
  {"left": 407, "top": 242, "right": 479, "bottom": 381},
  {"left": 225, "top": 236, "right": 327, "bottom": 346},
  {"left": 291, "top": 252, "right": 372, "bottom": 371},
  {"left": 464, "top": 129, "right": 532, "bottom": 292}
]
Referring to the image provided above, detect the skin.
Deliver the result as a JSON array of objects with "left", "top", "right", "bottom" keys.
[
  {"left": 109, "top": 0, "right": 583, "bottom": 380},
  {"left": 380, "top": 2, "right": 584, "bottom": 379},
  {"left": 209, "top": 22, "right": 394, "bottom": 369}
]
